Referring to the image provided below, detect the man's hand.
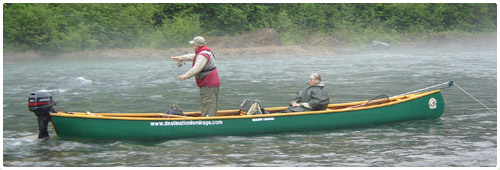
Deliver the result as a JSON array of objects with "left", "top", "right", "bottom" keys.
[
  {"left": 291, "top": 101, "right": 302, "bottom": 107},
  {"left": 171, "top": 56, "right": 180, "bottom": 62},
  {"left": 178, "top": 75, "right": 185, "bottom": 82}
]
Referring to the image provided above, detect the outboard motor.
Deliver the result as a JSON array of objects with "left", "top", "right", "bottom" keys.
[{"left": 28, "top": 92, "right": 56, "bottom": 138}]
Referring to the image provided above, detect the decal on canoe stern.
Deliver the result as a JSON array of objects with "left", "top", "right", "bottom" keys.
[{"left": 429, "top": 97, "right": 437, "bottom": 109}]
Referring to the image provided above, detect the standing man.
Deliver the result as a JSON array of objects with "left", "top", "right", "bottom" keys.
[{"left": 171, "top": 36, "right": 220, "bottom": 117}]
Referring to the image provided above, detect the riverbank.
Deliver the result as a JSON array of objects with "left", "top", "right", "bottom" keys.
[{"left": 3, "top": 32, "right": 496, "bottom": 62}]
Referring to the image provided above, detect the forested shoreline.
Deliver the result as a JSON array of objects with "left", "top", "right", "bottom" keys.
[{"left": 3, "top": 3, "right": 497, "bottom": 56}]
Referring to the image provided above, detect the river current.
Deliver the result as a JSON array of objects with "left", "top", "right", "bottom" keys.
[{"left": 3, "top": 43, "right": 497, "bottom": 166}]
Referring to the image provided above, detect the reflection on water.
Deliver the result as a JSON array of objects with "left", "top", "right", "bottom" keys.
[{"left": 3, "top": 45, "right": 496, "bottom": 166}]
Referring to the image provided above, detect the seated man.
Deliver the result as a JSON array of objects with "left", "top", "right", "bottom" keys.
[{"left": 285, "top": 73, "right": 330, "bottom": 112}]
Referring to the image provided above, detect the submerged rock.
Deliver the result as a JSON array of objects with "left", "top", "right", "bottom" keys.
[{"left": 371, "top": 40, "right": 390, "bottom": 49}]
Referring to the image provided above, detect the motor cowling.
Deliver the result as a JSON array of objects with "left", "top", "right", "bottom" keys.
[
  {"left": 28, "top": 92, "right": 56, "bottom": 113},
  {"left": 28, "top": 92, "right": 56, "bottom": 139}
]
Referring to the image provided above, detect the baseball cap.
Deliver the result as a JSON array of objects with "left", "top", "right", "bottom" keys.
[{"left": 189, "top": 36, "right": 206, "bottom": 46}]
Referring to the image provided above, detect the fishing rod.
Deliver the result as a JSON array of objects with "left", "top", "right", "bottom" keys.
[
  {"left": 393, "top": 80, "right": 496, "bottom": 114},
  {"left": 344, "top": 81, "right": 454, "bottom": 110},
  {"left": 392, "top": 81, "right": 454, "bottom": 97}
]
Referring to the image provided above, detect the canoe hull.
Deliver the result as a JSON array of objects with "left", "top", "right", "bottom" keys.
[{"left": 50, "top": 90, "right": 445, "bottom": 139}]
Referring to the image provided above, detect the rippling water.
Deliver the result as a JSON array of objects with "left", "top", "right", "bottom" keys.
[{"left": 3, "top": 44, "right": 496, "bottom": 166}]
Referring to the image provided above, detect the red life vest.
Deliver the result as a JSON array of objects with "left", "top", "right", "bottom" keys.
[{"left": 192, "top": 46, "right": 220, "bottom": 87}]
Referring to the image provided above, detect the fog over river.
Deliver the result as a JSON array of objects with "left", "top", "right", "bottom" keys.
[{"left": 3, "top": 41, "right": 496, "bottom": 166}]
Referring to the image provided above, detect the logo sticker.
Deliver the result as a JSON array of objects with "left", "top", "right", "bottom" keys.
[{"left": 428, "top": 97, "right": 437, "bottom": 109}]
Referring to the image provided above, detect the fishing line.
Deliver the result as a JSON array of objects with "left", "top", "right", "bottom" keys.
[
  {"left": 174, "top": 60, "right": 186, "bottom": 105},
  {"left": 454, "top": 83, "right": 496, "bottom": 114},
  {"left": 174, "top": 88, "right": 183, "bottom": 105}
]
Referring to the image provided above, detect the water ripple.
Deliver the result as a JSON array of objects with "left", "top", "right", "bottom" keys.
[{"left": 3, "top": 48, "right": 496, "bottom": 166}]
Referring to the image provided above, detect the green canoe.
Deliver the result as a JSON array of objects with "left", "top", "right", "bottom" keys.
[{"left": 48, "top": 89, "right": 447, "bottom": 140}]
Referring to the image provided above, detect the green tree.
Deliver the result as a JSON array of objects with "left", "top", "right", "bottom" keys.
[{"left": 3, "top": 3, "right": 497, "bottom": 55}]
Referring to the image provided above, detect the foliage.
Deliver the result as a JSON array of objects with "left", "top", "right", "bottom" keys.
[{"left": 3, "top": 3, "right": 497, "bottom": 54}]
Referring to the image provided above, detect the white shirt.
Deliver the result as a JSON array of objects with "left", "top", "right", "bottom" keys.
[{"left": 177, "top": 53, "right": 208, "bottom": 79}]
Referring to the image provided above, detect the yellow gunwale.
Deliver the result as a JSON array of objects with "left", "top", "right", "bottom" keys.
[{"left": 50, "top": 89, "right": 441, "bottom": 121}]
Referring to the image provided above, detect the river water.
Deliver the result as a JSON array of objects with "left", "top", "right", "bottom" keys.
[{"left": 3, "top": 43, "right": 496, "bottom": 167}]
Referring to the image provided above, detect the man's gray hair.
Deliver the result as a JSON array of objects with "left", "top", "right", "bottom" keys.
[{"left": 311, "top": 73, "right": 322, "bottom": 83}]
